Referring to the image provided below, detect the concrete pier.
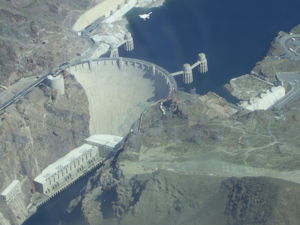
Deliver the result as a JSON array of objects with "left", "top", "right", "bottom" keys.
[
  {"left": 124, "top": 32, "right": 134, "bottom": 51},
  {"left": 198, "top": 53, "right": 208, "bottom": 73},
  {"left": 183, "top": 63, "right": 193, "bottom": 84}
]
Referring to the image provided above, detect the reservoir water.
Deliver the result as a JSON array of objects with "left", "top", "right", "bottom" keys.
[
  {"left": 23, "top": 0, "right": 300, "bottom": 224},
  {"left": 121, "top": 0, "right": 300, "bottom": 97}
]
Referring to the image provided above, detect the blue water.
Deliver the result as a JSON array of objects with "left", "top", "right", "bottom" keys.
[
  {"left": 22, "top": 1, "right": 300, "bottom": 224},
  {"left": 23, "top": 172, "right": 90, "bottom": 225},
  {"left": 121, "top": 0, "right": 300, "bottom": 96}
]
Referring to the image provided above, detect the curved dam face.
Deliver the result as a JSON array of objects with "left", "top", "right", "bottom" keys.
[{"left": 67, "top": 58, "right": 176, "bottom": 136}]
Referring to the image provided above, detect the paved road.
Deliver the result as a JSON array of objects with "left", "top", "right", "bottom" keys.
[
  {"left": 0, "top": 25, "right": 97, "bottom": 113},
  {"left": 278, "top": 33, "right": 300, "bottom": 59},
  {"left": 272, "top": 72, "right": 300, "bottom": 109},
  {"left": 0, "top": 74, "right": 52, "bottom": 112},
  {"left": 269, "top": 34, "right": 300, "bottom": 109},
  {"left": 272, "top": 84, "right": 300, "bottom": 109}
]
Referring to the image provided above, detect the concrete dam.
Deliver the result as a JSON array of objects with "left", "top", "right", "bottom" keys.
[
  {"left": 0, "top": 56, "right": 177, "bottom": 225},
  {"left": 66, "top": 58, "right": 177, "bottom": 136}
]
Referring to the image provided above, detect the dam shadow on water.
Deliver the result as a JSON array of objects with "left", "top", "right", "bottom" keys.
[
  {"left": 121, "top": 0, "right": 300, "bottom": 99},
  {"left": 22, "top": 169, "right": 92, "bottom": 225}
]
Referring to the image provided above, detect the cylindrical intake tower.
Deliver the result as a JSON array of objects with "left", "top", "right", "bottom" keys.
[
  {"left": 183, "top": 63, "right": 193, "bottom": 84},
  {"left": 198, "top": 53, "right": 208, "bottom": 73},
  {"left": 124, "top": 32, "right": 134, "bottom": 51},
  {"left": 45, "top": 74, "right": 65, "bottom": 95}
]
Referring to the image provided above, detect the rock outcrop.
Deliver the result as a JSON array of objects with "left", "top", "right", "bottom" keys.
[
  {"left": 222, "top": 177, "right": 300, "bottom": 225},
  {"left": 60, "top": 90, "right": 300, "bottom": 225},
  {"left": 0, "top": 74, "right": 89, "bottom": 211},
  {"left": 0, "top": 0, "right": 93, "bottom": 86}
]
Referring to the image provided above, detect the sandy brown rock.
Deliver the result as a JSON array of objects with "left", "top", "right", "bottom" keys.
[
  {"left": 68, "top": 86, "right": 300, "bottom": 225},
  {"left": 0, "top": 74, "right": 89, "bottom": 199},
  {"left": 0, "top": 0, "right": 91, "bottom": 86}
]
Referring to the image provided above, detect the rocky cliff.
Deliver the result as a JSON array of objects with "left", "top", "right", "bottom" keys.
[
  {"left": 81, "top": 173, "right": 300, "bottom": 225},
  {"left": 0, "top": 73, "right": 90, "bottom": 224},
  {"left": 0, "top": 0, "right": 94, "bottom": 86},
  {"left": 59, "top": 90, "right": 300, "bottom": 225}
]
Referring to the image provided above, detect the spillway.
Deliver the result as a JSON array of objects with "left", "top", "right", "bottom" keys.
[{"left": 67, "top": 58, "right": 176, "bottom": 136}]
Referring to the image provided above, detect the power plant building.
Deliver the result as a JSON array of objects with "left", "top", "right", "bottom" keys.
[
  {"left": 85, "top": 134, "right": 123, "bottom": 155},
  {"left": 34, "top": 135, "right": 123, "bottom": 196},
  {"left": 0, "top": 180, "right": 28, "bottom": 225},
  {"left": 34, "top": 144, "right": 99, "bottom": 196}
]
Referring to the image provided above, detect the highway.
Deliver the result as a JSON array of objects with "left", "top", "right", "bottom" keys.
[
  {"left": 271, "top": 84, "right": 300, "bottom": 109},
  {"left": 0, "top": 74, "right": 51, "bottom": 112},
  {"left": 268, "top": 33, "right": 300, "bottom": 109},
  {"left": 271, "top": 71, "right": 300, "bottom": 109},
  {"left": 0, "top": 60, "right": 72, "bottom": 112},
  {"left": 278, "top": 33, "right": 300, "bottom": 59}
]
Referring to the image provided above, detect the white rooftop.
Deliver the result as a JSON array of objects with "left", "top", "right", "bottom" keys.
[
  {"left": 91, "top": 34, "right": 102, "bottom": 43},
  {"left": 1, "top": 180, "right": 20, "bottom": 196},
  {"left": 34, "top": 144, "right": 97, "bottom": 184},
  {"left": 47, "top": 74, "right": 62, "bottom": 80},
  {"left": 86, "top": 134, "right": 123, "bottom": 148}
]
